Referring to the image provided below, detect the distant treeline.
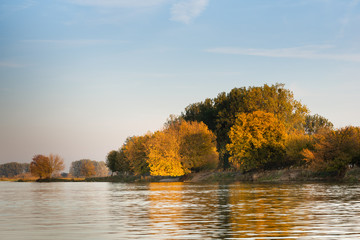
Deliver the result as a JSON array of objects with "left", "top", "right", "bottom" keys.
[
  {"left": 0, "top": 162, "right": 30, "bottom": 178},
  {"left": 107, "top": 83, "right": 360, "bottom": 177},
  {"left": 1, "top": 157, "right": 109, "bottom": 180}
]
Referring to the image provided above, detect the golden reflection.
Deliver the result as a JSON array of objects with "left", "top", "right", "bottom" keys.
[
  {"left": 149, "top": 182, "right": 185, "bottom": 236},
  {"left": 148, "top": 183, "right": 226, "bottom": 239},
  {"left": 229, "top": 183, "right": 308, "bottom": 238}
]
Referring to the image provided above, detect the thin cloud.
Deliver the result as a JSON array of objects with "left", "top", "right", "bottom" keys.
[
  {"left": 67, "top": 0, "right": 168, "bottom": 8},
  {"left": 171, "top": 0, "right": 209, "bottom": 24},
  {"left": 22, "top": 39, "right": 122, "bottom": 46},
  {"left": 206, "top": 45, "right": 360, "bottom": 62}
]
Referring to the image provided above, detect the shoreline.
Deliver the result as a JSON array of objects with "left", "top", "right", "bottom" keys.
[{"left": 4, "top": 167, "right": 360, "bottom": 183}]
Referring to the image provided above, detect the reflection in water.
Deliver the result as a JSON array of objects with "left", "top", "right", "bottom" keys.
[
  {"left": 229, "top": 184, "right": 307, "bottom": 239},
  {"left": 1, "top": 182, "right": 360, "bottom": 239}
]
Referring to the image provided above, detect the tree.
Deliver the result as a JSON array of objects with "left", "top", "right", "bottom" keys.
[
  {"left": 302, "top": 126, "right": 360, "bottom": 175},
  {"left": 182, "top": 83, "right": 308, "bottom": 169},
  {"left": 226, "top": 111, "right": 287, "bottom": 172},
  {"left": 93, "top": 161, "right": 109, "bottom": 177},
  {"left": 30, "top": 154, "right": 64, "bottom": 179},
  {"left": 284, "top": 133, "right": 314, "bottom": 167},
  {"left": 106, "top": 150, "right": 118, "bottom": 175},
  {"left": 178, "top": 121, "right": 219, "bottom": 171},
  {"left": 146, "top": 120, "right": 219, "bottom": 176},
  {"left": 70, "top": 159, "right": 108, "bottom": 177},
  {"left": 48, "top": 154, "right": 65, "bottom": 177},
  {"left": 147, "top": 130, "right": 185, "bottom": 176},
  {"left": 305, "top": 114, "right": 334, "bottom": 135},
  {"left": 124, "top": 135, "right": 151, "bottom": 175},
  {"left": 80, "top": 160, "right": 96, "bottom": 177},
  {"left": 0, "top": 162, "right": 29, "bottom": 178},
  {"left": 106, "top": 147, "right": 131, "bottom": 175}
]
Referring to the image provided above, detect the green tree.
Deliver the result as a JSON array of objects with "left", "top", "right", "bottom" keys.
[{"left": 227, "top": 111, "right": 287, "bottom": 172}]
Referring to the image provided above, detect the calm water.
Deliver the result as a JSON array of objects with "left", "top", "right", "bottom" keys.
[{"left": 1, "top": 182, "right": 360, "bottom": 239}]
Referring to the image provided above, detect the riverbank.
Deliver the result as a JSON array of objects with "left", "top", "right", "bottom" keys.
[
  {"left": 4, "top": 167, "right": 360, "bottom": 183},
  {"left": 183, "top": 167, "right": 360, "bottom": 183}
]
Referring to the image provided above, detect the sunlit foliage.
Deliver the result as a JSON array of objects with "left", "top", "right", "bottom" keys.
[
  {"left": 147, "top": 130, "right": 185, "bottom": 176},
  {"left": 182, "top": 83, "right": 308, "bottom": 169},
  {"left": 227, "top": 111, "right": 287, "bottom": 172},
  {"left": 302, "top": 127, "right": 360, "bottom": 175},
  {"left": 146, "top": 120, "right": 219, "bottom": 176},
  {"left": 106, "top": 119, "right": 218, "bottom": 177},
  {"left": 30, "top": 154, "right": 65, "bottom": 179}
]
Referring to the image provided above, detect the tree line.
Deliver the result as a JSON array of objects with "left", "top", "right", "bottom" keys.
[
  {"left": 0, "top": 155, "right": 110, "bottom": 180},
  {"left": 107, "top": 120, "right": 218, "bottom": 176},
  {"left": 0, "top": 162, "right": 30, "bottom": 178},
  {"left": 107, "top": 83, "right": 358, "bottom": 177}
]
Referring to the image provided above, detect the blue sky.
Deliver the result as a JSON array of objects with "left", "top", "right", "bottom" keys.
[{"left": 1, "top": 0, "right": 360, "bottom": 169}]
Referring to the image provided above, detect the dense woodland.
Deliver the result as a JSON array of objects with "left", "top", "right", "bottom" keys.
[{"left": 107, "top": 83, "right": 360, "bottom": 177}]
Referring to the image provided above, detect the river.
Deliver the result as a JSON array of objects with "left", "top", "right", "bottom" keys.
[{"left": 1, "top": 181, "right": 360, "bottom": 239}]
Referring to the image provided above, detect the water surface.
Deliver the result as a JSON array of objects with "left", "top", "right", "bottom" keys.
[{"left": 1, "top": 181, "right": 360, "bottom": 239}]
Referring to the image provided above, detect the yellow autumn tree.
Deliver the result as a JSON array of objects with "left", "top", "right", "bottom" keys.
[
  {"left": 147, "top": 130, "right": 186, "bottom": 176},
  {"left": 227, "top": 111, "right": 287, "bottom": 171},
  {"left": 146, "top": 120, "right": 219, "bottom": 176},
  {"left": 178, "top": 121, "right": 219, "bottom": 171}
]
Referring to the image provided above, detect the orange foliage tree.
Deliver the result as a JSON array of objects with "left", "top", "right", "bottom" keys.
[
  {"left": 302, "top": 126, "right": 360, "bottom": 175},
  {"left": 30, "top": 154, "right": 65, "bottom": 179}
]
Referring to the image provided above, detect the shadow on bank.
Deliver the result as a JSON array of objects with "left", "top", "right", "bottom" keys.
[{"left": 29, "top": 167, "right": 360, "bottom": 183}]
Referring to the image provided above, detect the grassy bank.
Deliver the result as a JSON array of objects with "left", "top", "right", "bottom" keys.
[{"left": 3, "top": 167, "right": 360, "bottom": 183}]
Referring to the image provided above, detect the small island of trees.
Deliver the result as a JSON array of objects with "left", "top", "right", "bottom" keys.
[
  {"left": 105, "top": 83, "right": 360, "bottom": 181},
  {"left": 1, "top": 83, "right": 360, "bottom": 182}
]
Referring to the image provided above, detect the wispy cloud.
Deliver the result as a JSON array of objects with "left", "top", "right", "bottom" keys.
[
  {"left": 170, "top": 0, "right": 209, "bottom": 24},
  {"left": 22, "top": 39, "right": 122, "bottom": 46},
  {"left": 206, "top": 45, "right": 360, "bottom": 62},
  {"left": 67, "top": 0, "right": 168, "bottom": 8}
]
